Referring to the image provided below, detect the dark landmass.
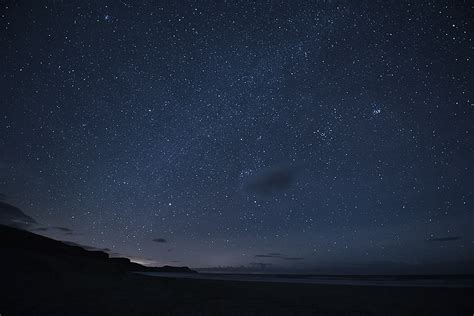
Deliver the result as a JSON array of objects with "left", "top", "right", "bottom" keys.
[
  {"left": 0, "top": 224, "right": 195, "bottom": 274},
  {"left": 1, "top": 224, "right": 473, "bottom": 315}
]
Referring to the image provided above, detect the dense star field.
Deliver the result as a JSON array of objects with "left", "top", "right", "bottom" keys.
[{"left": 0, "top": 1, "right": 472, "bottom": 271}]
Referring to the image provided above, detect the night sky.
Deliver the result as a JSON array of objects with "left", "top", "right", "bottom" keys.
[{"left": 1, "top": 1, "right": 473, "bottom": 272}]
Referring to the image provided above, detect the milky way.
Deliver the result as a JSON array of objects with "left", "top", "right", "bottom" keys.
[{"left": 1, "top": 1, "right": 472, "bottom": 272}]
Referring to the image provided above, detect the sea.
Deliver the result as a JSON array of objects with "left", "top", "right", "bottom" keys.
[{"left": 138, "top": 272, "right": 474, "bottom": 288}]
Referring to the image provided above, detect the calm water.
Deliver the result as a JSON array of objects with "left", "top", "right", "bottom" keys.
[{"left": 138, "top": 272, "right": 474, "bottom": 288}]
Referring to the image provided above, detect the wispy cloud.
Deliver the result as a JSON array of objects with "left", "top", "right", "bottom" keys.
[
  {"left": 0, "top": 200, "right": 37, "bottom": 230},
  {"left": 255, "top": 253, "right": 304, "bottom": 261},
  {"left": 33, "top": 226, "right": 74, "bottom": 234},
  {"left": 63, "top": 241, "right": 111, "bottom": 252},
  {"left": 425, "top": 236, "right": 461, "bottom": 242}
]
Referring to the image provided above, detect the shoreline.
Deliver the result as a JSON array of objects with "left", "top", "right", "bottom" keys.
[{"left": 138, "top": 271, "right": 474, "bottom": 288}]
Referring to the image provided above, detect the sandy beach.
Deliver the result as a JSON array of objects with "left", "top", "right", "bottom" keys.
[{"left": 2, "top": 268, "right": 473, "bottom": 315}]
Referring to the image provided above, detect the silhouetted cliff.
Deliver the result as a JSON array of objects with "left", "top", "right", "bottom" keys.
[{"left": 0, "top": 224, "right": 196, "bottom": 274}]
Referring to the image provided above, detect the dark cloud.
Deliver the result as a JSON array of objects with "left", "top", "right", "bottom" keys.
[
  {"left": 32, "top": 227, "right": 49, "bottom": 232},
  {"left": 425, "top": 236, "right": 461, "bottom": 242},
  {"left": 245, "top": 165, "right": 296, "bottom": 196},
  {"left": 52, "top": 226, "right": 73, "bottom": 233},
  {"left": 0, "top": 201, "right": 37, "bottom": 230},
  {"left": 283, "top": 257, "right": 305, "bottom": 261},
  {"left": 33, "top": 226, "right": 74, "bottom": 234},
  {"left": 255, "top": 254, "right": 279, "bottom": 258},
  {"left": 63, "top": 241, "right": 111, "bottom": 252},
  {"left": 255, "top": 253, "right": 305, "bottom": 261},
  {"left": 0, "top": 195, "right": 73, "bottom": 234},
  {"left": 152, "top": 238, "right": 167, "bottom": 243}
]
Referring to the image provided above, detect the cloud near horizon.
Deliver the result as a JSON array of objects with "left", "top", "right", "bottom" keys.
[
  {"left": 255, "top": 253, "right": 305, "bottom": 261},
  {"left": 33, "top": 226, "right": 74, "bottom": 234},
  {"left": 0, "top": 196, "right": 76, "bottom": 236},
  {"left": 425, "top": 236, "right": 461, "bottom": 242},
  {"left": 0, "top": 201, "right": 37, "bottom": 230},
  {"left": 63, "top": 241, "right": 111, "bottom": 253}
]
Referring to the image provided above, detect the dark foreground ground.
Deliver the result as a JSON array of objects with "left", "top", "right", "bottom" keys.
[
  {"left": 2, "top": 270, "right": 474, "bottom": 316},
  {"left": 0, "top": 224, "right": 473, "bottom": 315}
]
